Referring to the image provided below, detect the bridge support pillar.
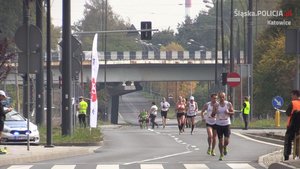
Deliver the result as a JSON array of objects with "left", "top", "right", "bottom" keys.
[{"left": 111, "top": 95, "right": 119, "bottom": 124}]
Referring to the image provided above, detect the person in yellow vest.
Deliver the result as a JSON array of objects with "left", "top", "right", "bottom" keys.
[
  {"left": 241, "top": 96, "right": 250, "bottom": 130},
  {"left": 78, "top": 96, "right": 88, "bottom": 128}
]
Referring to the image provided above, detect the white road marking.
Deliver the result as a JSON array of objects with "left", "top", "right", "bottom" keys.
[
  {"left": 123, "top": 151, "right": 192, "bottom": 165},
  {"left": 184, "top": 164, "right": 209, "bottom": 169},
  {"left": 227, "top": 163, "right": 256, "bottom": 169},
  {"left": 140, "top": 164, "right": 164, "bottom": 169},
  {"left": 232, "top": 132, "right": 283, "bottom": 147},
  {"left": 51, "top": 165, "right": 76, "bottom": 169},
  {"left": 96, "top": 164, "right": 119, "bottom": 169},
  {"left": 7, "top": 165, "right": 33, "bottom": 169}
]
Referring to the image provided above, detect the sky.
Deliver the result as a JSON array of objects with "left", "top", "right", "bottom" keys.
[{"left": 51, "top": 0, "right": 208, "bottom": 31}]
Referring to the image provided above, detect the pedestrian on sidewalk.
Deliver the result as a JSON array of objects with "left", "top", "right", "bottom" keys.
[
  {"left": 212, "top": 92, "right": 234, "bottom": 161},
  {"left": 149, "top": 102, "right": 159, "bottom": 129},
  {"left": 186, "top": 96, "right": 198, "bottom": 135},
  {"left": 241, "top": 96, "right": 250, "bottom": 130},
  {"left": 200, "top": 93, "right": 218, "bottom": 156},
  {"left": 0, "top": 90, "right": 12, "bottom": 154},
  {"left": 283, "top": 89, "right": 300, "bottom": 161},
  {"left": 160, "top": 97, "right": 170, "bottom": 128}
]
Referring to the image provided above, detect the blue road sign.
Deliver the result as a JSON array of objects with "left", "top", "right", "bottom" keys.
[{"left": 272, "top": 96, "right": 284, "bottom": 109}]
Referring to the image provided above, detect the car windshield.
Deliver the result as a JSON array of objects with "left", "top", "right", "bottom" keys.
[{"left": 5, "top": 110, "right": 25, "bottom": 121}]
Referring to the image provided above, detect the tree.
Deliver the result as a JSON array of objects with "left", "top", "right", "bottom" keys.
[
  {"left": 74, "top": 0, "right": 139, "bottom": 51},
  {"left": 254, "top": 35, "right": 294, "bottom": 117},
  {"left": 252, "top": 0, "right": 300, "bottom": 117},
  {"left": 0, "top": 38, "right": 15, "bottom": 81},
  {"left": 0, "top": 0, "right": 23, "bottom": 38},
  {"left": 151, "top": 29, "right": 175, "bottom": 46}
]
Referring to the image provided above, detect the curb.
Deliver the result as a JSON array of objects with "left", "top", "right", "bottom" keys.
[{"left": 269, "top": 162, "right": 297, "bottom": 169}]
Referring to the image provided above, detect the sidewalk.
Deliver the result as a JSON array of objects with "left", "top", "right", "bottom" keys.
[{"left": 0, "top": 144, "right": 99, "bottom": 167}]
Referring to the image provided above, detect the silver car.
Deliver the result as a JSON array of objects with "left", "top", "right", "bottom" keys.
[{"left": 1, "top": 110, "right": 40, "bottom": 144}]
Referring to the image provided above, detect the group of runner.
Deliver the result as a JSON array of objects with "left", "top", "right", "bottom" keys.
[
  {"left": 138, "top": 92, "right": 234, "bottom": 161},
  {"left": 176, "top": 95, "right": 199, "bottom": 135},
  {"left": 200, "top": 92, "right": 234, "bottom": 161},
  {"left": 138, "top": 97, "right": 170, "bottom": 129},
  {"left": 175, "top": 92, "right": 234, "bottom": 160}
]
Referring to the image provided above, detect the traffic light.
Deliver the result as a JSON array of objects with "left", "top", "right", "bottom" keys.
[
  {"left": 221, "top": 72, "right": 227, "bottom": 86},
  {"left": 141, "top": 21, "right": 152, "bottom": 40}
]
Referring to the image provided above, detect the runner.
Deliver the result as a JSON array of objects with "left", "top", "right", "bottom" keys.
[
  {"left": 211, "top": 92, "right": 234, "bottom": 161},
  {"left": 160, "top": 97, "right": 170, "bottom": 128},
  {"left": 176, "top": 96, "right": 186, "bottom": 134},
  {"left": 149, "top": 102, "right": 159, "bottom": 129},
  {"left": 200, "top": 93, "right": 218, "bottom": 156},
  {"left": 186, "top": 96, "right": 198, "bottom": 135},
  {"left": 138, "top": 109, "right": 149, "bottom": 129}
]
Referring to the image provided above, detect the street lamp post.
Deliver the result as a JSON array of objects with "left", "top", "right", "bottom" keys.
[
  {"left": 215, "top": 0, "right": 219, "bottom": 86},
  {"left": 202, "top": 0, "right": 218, "bottom": 87}
]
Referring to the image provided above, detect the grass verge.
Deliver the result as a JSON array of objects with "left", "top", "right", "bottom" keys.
[
  {"left": 39, "top": 126, "right": 102, "bottom": 145},
  {"left": 197, "top": 116, "right": 287, "bottom": 129}
]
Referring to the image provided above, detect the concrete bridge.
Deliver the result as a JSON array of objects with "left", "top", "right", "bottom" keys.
[
  {"left": 7, "top": 50, "right": 244, "bottom": 83},
  {"left": 5, "top": 50, "right": 244, "bottom": 124}
]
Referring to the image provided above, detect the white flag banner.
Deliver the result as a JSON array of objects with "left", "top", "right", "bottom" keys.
[{"left": 90, "top": 33, "right": 99, "bottom": 128}]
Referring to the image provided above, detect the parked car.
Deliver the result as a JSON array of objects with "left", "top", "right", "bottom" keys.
[{"left": 1, "top": 109, "right": 40, "bottom": 144}]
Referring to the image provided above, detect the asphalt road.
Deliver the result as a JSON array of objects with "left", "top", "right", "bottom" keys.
[{"left": 1, "top": 92, "right": 283, "bottom": 169}]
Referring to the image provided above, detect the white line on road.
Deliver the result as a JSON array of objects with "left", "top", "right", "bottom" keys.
[
  {"left": 184, "top": 164, "right": 209, "bottom": 169},
  {"left": 96, "top": 164, "right": 119, "bottom": 169},
  {"left": 7, "top": 165, "right": 33, "bottom": 169},
  {"left": 140, "top": 164, "right": 164, "bottom": 169},
  {"left": 232, "top": 132, "right": 283, "bottom": 147},
  {"left": 227, "top": 163, "right": 256, "bottom": 169},
  {"left": 51, "top": 165, "right": 76, "bottom": 169}
]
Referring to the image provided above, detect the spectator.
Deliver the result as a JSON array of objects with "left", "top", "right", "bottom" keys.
[
  {"left": 0, "top": 90, "right": 12, "bottom": 154},
  {"left": 78, "top": 96, "right": 88, "bottom": 128},
  {"left": 241, "top": 96, "right": 250, "bottom": 130},
  {"left": 284, "top": 90, "right": 300, "bottom": 161}
]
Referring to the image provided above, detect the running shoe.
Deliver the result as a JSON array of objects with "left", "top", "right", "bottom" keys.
[
  {"left": 211, "top": 150, "right": 216, "bottom": 156},
  {"left": 224, "top": 147, "right": 228, "bottom": 156},
  {"left": 207, "top": 148, "right": 211, "bottom": 155},
  {"left": 219, "top": 155, "right": 224, "bottom": 161},
  {"left": 0, "top": 147, "right": 7, "bottom": 154}
]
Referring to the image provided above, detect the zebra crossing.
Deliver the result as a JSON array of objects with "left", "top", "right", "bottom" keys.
[{"left": 3, "top": 163, "right": 258, "bottom": 169}]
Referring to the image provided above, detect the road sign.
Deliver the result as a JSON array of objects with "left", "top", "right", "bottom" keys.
[
  {"left": 226, "top": 72, "right": 241, "bottom": 87},
  {"left": 272, "top": 96, "right": 284, "bottom": 109}
]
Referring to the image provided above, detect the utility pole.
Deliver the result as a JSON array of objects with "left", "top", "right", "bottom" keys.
[
  {"left": 247, "top": 0, "right": 253, "bottom": 120},
  {"left": 61, "top": 0, "right": 72, "bottom": 136},
  {"left": 22, "top": 0, "right": 29, "bottom": 119},
  {"left": 36, "top": 0, "right": 45, "bottom": 126},
  {"left": 221, "top": 0, "right": 225, "bottom": 73},
  {"left": 45, "top": 0, "right": 54, "bottom": 147},
  {"left": 229, "top": 0, "right": 234, "bottom": 104},
  {"left": 214, "top": 0, "right": 219, "bottom": 86}
]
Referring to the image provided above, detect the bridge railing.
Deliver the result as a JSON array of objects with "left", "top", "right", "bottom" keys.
[
  {"left": 49, "top": 50, "right": 245, "bottom": 65},
  {"left": 82, "top": 50, "right": 245, "bottom": 64}
]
